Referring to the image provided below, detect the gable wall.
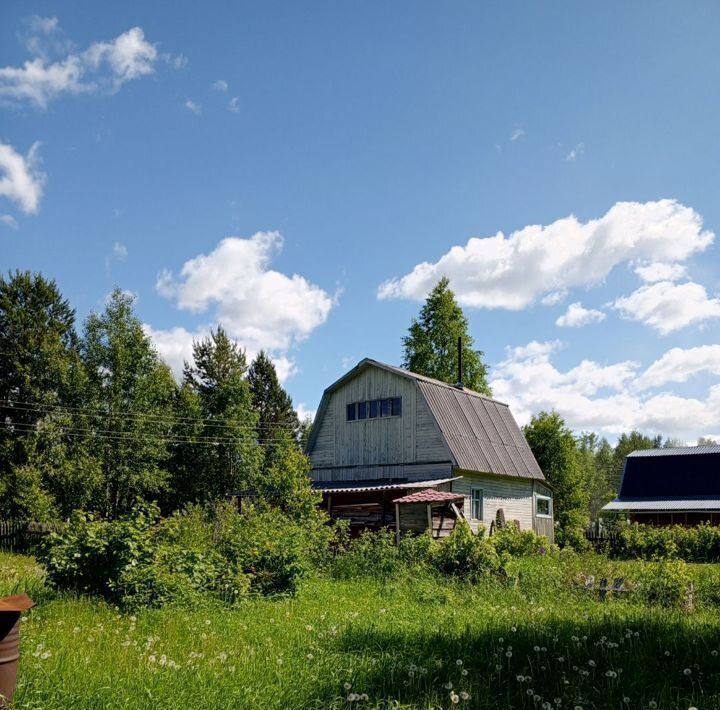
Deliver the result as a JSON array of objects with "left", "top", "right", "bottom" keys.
[{"left": 308, "top": 365, "right": 451, "bottom": 472}]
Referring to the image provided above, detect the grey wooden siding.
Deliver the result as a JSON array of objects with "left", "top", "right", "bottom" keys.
[
  {"left": 308, "top": 366, "right": 451, "bottom": 475},
  {"left": 452, "top": 471, "right": 534, "bottom": 534}
]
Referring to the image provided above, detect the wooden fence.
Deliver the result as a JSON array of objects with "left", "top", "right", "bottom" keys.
[
  {"left": 0, "top": 521, "right": 63, "bottom": 553},
  {"left": 585, "top": 522, "right": 618, "bottom": 548}
]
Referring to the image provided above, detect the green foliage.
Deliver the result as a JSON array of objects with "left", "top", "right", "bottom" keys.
[
  {"left": 0, "top": 271, "right": 85, "bottom": 518},
  {"left": 637, "top": 559, "right": 692, "bottom": 608},
  {"left": 430, "top": 522, "right": 500, "bottom": 580},
  {"left": 40, "top": 500, "right": 331, "bottom": 607},
  {"left": 611, "top": 522, "right": 720, "bottom": 562},
  {"left": 82, "top": 290, "right": 177, "bottom": 517},
  {"left": 177, "top": 327, "right": 262, "bottom": 503},
  {"left": 490, "top": 523, "right": 548, "bottom": 557},
  {"left": 577, "top": 432, "right": 615, "bottom": 521},
  {"left": 330, "top": 529, "right": 403, "bottom": 580},
  {"left": 402, "top": 277, "right": 491, "bottom": 395},
  {"left": 248, "top": 350, "right": 300, "bottom": 442},
  {"left": 524, "top": 411, "right": 588, "bottom": 549}
]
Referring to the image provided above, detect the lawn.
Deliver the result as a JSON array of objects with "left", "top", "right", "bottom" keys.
[{"left": 3, "top": 552, "right": 720, "bottom": 709}]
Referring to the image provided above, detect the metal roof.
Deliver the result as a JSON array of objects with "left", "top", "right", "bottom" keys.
[
  {"left": 416, "top": 379, "right": 544, "bottom": 480},
  {"left": 618, "top": 448, "right": 720, "bottom": 499},
  {"left": 393, "top": 489, "right": 465, "bottom": 504},
  {"left": 312, "top": 477, "right": 462, "bottom": 494},
  {"left": 603, "top": 498, "right": 720, "bottom": 512},
  {"left": 628, "top": 445, "right": 720, "bottom": 457}
]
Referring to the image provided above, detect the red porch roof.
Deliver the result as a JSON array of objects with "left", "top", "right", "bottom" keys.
[{"left": 393, "top": 489, "right": 465, "bottom": 505}]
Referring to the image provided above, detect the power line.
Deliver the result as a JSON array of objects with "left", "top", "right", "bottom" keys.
[
  {"left": 0, "top": 421, "right": 290, "bottom": 447},
  {"left": 0, "top": 399, "right": 306, "bottom": 431}
]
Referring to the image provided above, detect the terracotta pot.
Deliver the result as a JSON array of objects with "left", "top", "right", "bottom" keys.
[{"left": 0, "top": 595, "right": 35, "bottom": 708}]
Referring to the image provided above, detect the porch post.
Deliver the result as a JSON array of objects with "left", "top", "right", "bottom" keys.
[{"left": 427, "top": 504, "right": 433, "bottom": 537}]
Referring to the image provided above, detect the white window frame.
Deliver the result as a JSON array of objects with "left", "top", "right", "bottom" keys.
[
  {"left": 535, "top": 494, "right": 552, "bottom": 518},
  {"left": 470, "top": 488, "right": 483, "bottom": 521}
]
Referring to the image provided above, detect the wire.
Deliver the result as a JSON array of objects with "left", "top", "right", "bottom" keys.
[
  {"left": 0, "top": 399, "right": 307, "bottom": 431},
  {"left": 0, "top": 421, "right": 292, "bottom": 447}
]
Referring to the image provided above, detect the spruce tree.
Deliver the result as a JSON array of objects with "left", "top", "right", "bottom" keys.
[
  {"left": 248, "top": 351, "right": 300, "bottom": 441},
  {"left": 402, "top": 277, "right": 491, "bottom": 395},
  {"left": 180, "top": 327, "right": 262, "bottom": 501}
]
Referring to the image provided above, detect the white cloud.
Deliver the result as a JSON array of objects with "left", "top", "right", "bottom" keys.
[
  {"left": 296, "top": 403, "right": 317, "bottom": 423},
  {"left": 228, "top": 96, "right": 240, "bottom": 113},
  {"left": 0, "top": 141, "right": 45, "bottom": 214},
  {"left": 212, "top": 79, "right": 228, "bottom": 91},
  {"left": 637, "top": 345, "right": 720, "bottom": 389},
  {"left": 153, "top": 231, "right": 335, "bottom": 378},
  {"left": 491, "top": 340, "right": 720, "bottom": 438},
  {"left": 510, "top": 128, "right": 526, "bottom": 142},
  {"left": 634, "top": 261, "right": 687, "bottom": 283},
  {"left": 565, "top": 142, "right": 584, "bottom": 162},
  {"left": 0, "top": 25, "right": 159, "bottom": 108},
  {"left": 556, "top": 302, "right": 605, "bottom": 328},
  {"left": 143, "top": 325, "right": 198, "bottom": 379},
  {"left": 378, "top": 200, "right": 714, "bottom": 310},
  {"left": 613, "top": 281, "right": 720, "bottom": 334},
  {"left": 113, "top": 241, "right": 128, "bottom": 260},
  {"left": 0, "top": 214, "right": 18, "bottom": 229},
  {"left": 163, "top": 53, "right": 187, "bottom": 70},
  {"left": 184, "top": 99, "right": 201, "bottom": 115}
]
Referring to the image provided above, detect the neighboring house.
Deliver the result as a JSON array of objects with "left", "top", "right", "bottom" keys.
[
  {"left": 602, "top": 446, "right": 720, "bottom": 525},
  {"left": 305, "top": 359, "right": 554, "bottom": 541}
]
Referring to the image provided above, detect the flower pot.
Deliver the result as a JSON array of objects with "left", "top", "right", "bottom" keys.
[{"left": 0, "top": 595, "right": 35, "bottom": 708}]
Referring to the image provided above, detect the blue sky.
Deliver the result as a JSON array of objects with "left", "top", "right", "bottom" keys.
[{"left": 2, "top": 1, "right": 720, "bottom": 440}]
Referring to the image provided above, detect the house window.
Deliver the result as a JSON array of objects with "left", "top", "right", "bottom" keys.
[
  {"left": 471, "top": 488, "right": 483, "bottom": 520},
  {"left": 536, "top": 495, "right": 551, "bottom": 517},
  {"left": 346, "top": 397, "right": 402, "bottom": 421}
]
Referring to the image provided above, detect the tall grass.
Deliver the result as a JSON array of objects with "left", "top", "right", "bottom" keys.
[{"left": 9, "top": 558, "right": 720, "bottom": 709}]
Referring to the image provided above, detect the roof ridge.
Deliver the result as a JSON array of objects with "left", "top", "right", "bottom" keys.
[{"left": 362, "top": 358, "right": 508, "bottom": 406}]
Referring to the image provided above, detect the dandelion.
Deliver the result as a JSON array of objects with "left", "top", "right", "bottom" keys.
[
  {"left": 360, "top": 694, "right": 369, "bottom": 701},
  {"left": 534, "top": 646, "right": 541, "bottom": 652},
  {"left": 40, "top": 651, "right": 51, "bottom": 660},
  {"left": 444, "top": 681, "right": 453, "bottom": 690},
  {"left": 648, "top": 702, "right": 657, "bottom": 709},
  {"left": 623, "top": 699, "right": 630, "bottom": 704},
  {"left": 456, "top": 659, "right": 463, "bottom": 666},
  {"left": 664, "top": 650, "right": 670, "bottom": 657},
  {"left": 461, "top": 668, "right": 468, "bottom": 676},
  {"left": 506, "top": 651, "right": 513, "bottom": 658},
  {"left": 588, "top": 660, "right": 596, "bottom": 667},
  {"left": 460, "top": 691, "right": 470, "bottom": 700},
  {"left": 450, "top": 692, "right": 460, "bottom": 704},
  {"left": 516, "top": 675, "right": 525, "bottom": 682},
  {"left": 344, "top": 682, "right": 352, "bottom": 691},
  {"left": 683, "top": 668, "right": 692, "bottom": 675},
  {"left": 527, "top": 689, "right": 534, "bottom": 696}
]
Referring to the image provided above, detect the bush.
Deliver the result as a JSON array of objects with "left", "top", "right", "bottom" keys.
[
  {"left": 40, "top": 500, "right": 333, "bottom": 607},
  {"left": 637, "top": 559, "right": 692, "bottom": 608},
  {"left": 490, "top": 524, "right": 548, "bottom": 557},
  {"left": 430, "top": 522, "right": 500, "bottom": 580},
  {"left": 610, "top": 523, "right": 720, "bottom": 562},
  {"left": 330, "top": 529, "right": 404, "bottom": 580}
]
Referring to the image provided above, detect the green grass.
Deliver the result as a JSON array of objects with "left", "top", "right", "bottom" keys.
[{"left": 5, "top": 553, "right": 720, "bottom": 709}]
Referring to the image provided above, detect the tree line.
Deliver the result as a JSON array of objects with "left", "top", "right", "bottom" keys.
[{"left": 0, "top": 271, "right": 312, "bottom": 521}]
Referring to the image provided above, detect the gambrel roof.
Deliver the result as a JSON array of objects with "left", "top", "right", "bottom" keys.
[{"left": 307, "top": 359, "right": 544, "bottom": 481}]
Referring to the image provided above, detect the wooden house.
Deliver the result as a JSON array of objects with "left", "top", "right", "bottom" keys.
[
  {"left": 602, "top": 446, "right": 720, "bottom": 525},
  {"left": 305, "top": 359, "right": 554, "bottom": 541}
]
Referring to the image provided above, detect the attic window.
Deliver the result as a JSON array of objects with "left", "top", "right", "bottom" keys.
[{"left": 346, "top": 398, "right": 402, "bottom": 421}]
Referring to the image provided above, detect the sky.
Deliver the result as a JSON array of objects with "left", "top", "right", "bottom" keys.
[{"left": 2, "top": 1, "right": 720, "bottom": 442}]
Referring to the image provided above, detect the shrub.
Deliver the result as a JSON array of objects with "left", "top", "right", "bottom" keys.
[
  {"left": 431, "top": 521, "right": 500, "bottom": 580},
  {"left": 610, "top": 523, "right": 720, "bottom": 562},
  {"left": 490, "top": 524, "right": 548, "bottom": 557},
  {"left": 331, "top": 529, "right": 404, "bottom": 580},
  {"left": 637, "top": 559, "right": 692, "bottom": 608},
  {"left": 41, "top": 500, "right": 332, "bottom": 606}
]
